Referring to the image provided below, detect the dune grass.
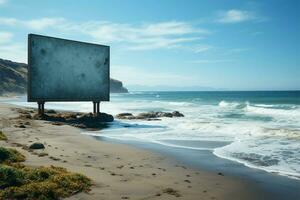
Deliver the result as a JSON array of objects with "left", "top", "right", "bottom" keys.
[
  {"left": 0, "top": 131, "right": 7, "bottom": 141},
  {"left": 0, "top": 147, "right": 25, "bottom": 164},
  {"left": 0, "top": 147, "right": 92, "bottom": 200}
]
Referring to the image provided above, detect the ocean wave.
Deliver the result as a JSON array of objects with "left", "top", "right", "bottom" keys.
[
  {"left": 218, "top": 100, "right": 300, "bottom": 121},
  {"left": 213, "top": 139, "right": 300, "bottom": 180},
  {"left": 218, "top": 100, "right": 241, "bottom": 108},
  {"left": 245, "top": 104, "right": 300, "bottom": 118},
  {"left": 218, "top": 100, "right": 250, "bottom": 110},
  {"left": 150, "top": 140, "right": 213, "bottom": 151}
]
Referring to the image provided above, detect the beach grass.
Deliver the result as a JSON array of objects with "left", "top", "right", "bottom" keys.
[
  {"left": 0, "top": 147, "right": 25, "bottom": 163},
  {"left": 0, "top": 131, "right": 7, "bottom": 141},
  {"left": 0, "top": 147, "right": 92, "bottom": 200}
]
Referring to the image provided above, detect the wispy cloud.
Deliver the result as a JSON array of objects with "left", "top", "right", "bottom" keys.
[
  {"left": 25, "top": 18, "right": 65, "bottom": 30},
  {"left": 216, "top": 9, "right": 259, "bottom": 23},
  {"left": 191, "top": 59, "right": 235, "bottom": 64},
  {"left": 0, "top": 17, "right": 65, "bottom": 30},
  {"left": 0, "top": 17, "right": 210, "bottom": 51},
  {"left": 193, "top": 45, "right": 213, "bottom": 53},
  {"left": 0, "top": 0, "right": 7, "bottom": 5},
  {"left": 61, "top": 20, "right": 209, "bottom": 50},
  {"left": 0, "top": 43, "right": 26, "bottom": 62},
  {"left": 0, "top": 31, "right": 13, "bottom": 44}
]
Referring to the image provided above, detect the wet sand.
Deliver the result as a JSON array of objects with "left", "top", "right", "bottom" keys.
[{"left": 0, "top": 102, "right": 267, "bottom": 200}]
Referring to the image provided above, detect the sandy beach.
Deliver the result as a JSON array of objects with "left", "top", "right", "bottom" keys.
[{"left": 0, "top": 102, "right": 267, "bottom": 200}]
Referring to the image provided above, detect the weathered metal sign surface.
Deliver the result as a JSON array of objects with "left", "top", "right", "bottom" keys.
[{"left": 28, "top": 34, "right": 109, "bottom": 102}]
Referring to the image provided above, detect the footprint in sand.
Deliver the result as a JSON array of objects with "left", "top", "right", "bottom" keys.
[{"left": 162, "top": 188, "right": 181, "bottom": 197}]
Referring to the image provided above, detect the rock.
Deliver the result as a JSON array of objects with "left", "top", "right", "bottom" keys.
[
  {"left": 29, "top": 142, "right": 45, "bottom": 149},
  {"left": 116, "top": 113, "right": 134, "bottom": 119},
  {"left": 160, "top": 112, "right": 173, "bottom": 117},
  {"left": 116, "top": 111, "right": 184, "bottom": 120},
  {"left": 33, "top": 111, "right": 114, "bottom": 129},
  {"left": 47, "top": 109, "right": 56, "bottom": 114},
  {"left": 172, "top": 111, "right": 184, "bottom": 117},
  {"left": 137, "top": 112, "right": 158, "bottom": 119}
]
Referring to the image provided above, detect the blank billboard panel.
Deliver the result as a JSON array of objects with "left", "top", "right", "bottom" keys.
[{"left": 28, "top": 34, "right": 109, "bottom": 102}]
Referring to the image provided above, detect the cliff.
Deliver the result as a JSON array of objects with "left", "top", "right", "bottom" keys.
[
  {"left": 0, "top": 58, "right": 128, "bottom": 95},
  {"left": 110, "top": 78, "right": 128, "bottom": 93}
]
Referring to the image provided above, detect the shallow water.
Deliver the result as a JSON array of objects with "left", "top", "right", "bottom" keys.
[{"left": 3, "top": 91, "right": 300, "bottom": 180}]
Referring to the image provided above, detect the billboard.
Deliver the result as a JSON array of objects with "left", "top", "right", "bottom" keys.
[{"left": 27, "top": 34, "right": 110, "bottom": 102}]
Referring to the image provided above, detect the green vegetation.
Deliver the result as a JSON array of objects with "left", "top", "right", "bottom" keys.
[
  {"left": 0, "top": 147, "right": 25, "bottom": 163},
  {"left": 0, "top": 131, "right": 7, "bottom": 141},
  {"left": 0, "top": 147, "right": 92, "bottom": 200}
]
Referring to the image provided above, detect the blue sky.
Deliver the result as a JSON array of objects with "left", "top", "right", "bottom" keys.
[{"left": 0, "top": 0, "right": 299, "bottom": 90}]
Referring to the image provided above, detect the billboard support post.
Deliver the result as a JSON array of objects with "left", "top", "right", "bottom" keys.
[
  {"left": 93, "top": 102, "right": 100, "bottom": 116},
  {"left": 97, "top": 102, "right": 100, "bottom": 114},
  {"left": 38, "top": 101, "right": 45, "bottom": 115}
]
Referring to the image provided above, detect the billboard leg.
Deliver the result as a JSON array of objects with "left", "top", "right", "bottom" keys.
[
  {"left": 96, "top": 102, "right": 100, "bottom": 115},
  {"left": 38, "top": 101, "right": 45, "bottom": 115},
  {"left": 93, "top": 102, "right": 96, "bottom": 115},
  {"left": 38, "top": 102, "right": 41, "bottom": 114},
  {"left": 93, "top": 102, "right": 100, "bottom": 116}
]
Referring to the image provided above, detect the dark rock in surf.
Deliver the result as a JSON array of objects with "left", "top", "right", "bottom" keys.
[
  {"left": 172, "top": 111, "right": 184, "bottom": 117},
  {"left": 116, "top": 113, "right": 134, "bottom": 119},
  {"left": 33, "top": 111, "right": 114, "bottom": 130},
  {"left": 29, "top": 142, "right": 45, "bottom": 149},
  {"left": 116, "top": 111, "right": 184, "bottom": 120}
]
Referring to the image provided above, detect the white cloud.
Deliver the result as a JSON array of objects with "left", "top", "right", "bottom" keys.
[
  {"left": 59, "top": 20, "right": 209, "bottom": 50},
  {"left": 193, "top": 45, "right": 213, "bottom": 53},
  {"left": 0, "top": 31, "right": 13, "bottom": 44},
  {"left": 0, "top": 17, "right": 65, "bottom": 30},
  {"left": 0, "top": 43, "right": 27, "bottom": 62},
  {"left": 0, "top": 0, "right": 7, "bottom": 5},
  {"left": 126, "top": 36, "right": 202, "bottom": 50},
  {"left": 143, "top": 21, "right": 208, "bottom": 36},
  {"left": 0, "top": 17, "right": 209, "bottom": 51},
  {"left": 25, "top": 18, "right": 65, "bottom": 30},
  {"left": 191, "top": 59, "right": 234, "bottom": 63},
  {"left": 0, "top": 17, "right": 18, "bottom": 26},
  {"left": 216, "top": 9, "right": 256, "bottom": 23}
]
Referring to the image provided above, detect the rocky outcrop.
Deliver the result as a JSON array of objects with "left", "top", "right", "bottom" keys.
[
  {"left": 32, "top": 111, "right": 114, "bottom": 129},
  {"left": 0, "top": 58, "right": 27, "bottom": 95},
  {"left": 14, "top": 108, "right": 113, "bottom": 129},
  {"left": 0, "top": 58, "right": 128, "bottom": 95},
  {"left": 110, "top": 79, "right": 128, "bottom": 93},
  {"left": 116, "top": 111, "right": 184, "bottom": 120}
]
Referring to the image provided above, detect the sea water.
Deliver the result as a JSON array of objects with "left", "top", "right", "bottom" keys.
[{"left": 4, "top": 91, "right": 300, "bottom": 180}]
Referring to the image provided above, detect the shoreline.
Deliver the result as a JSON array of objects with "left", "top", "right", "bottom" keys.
[
  {"left": 0, "top": 102, "right": 268, "bottom": 200},
  {"left": 98, "top": 136, "right": 300, "bottom": 200}
]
